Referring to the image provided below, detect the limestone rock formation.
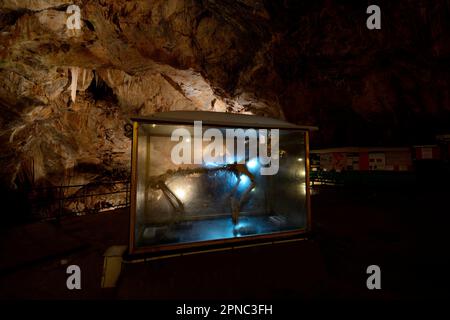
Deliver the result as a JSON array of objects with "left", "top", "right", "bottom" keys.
[{"left": 0, "top": 0, "right": 449, "bottom": 216}]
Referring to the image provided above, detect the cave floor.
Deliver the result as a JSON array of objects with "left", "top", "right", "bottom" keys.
[{"left": 1, "top": 185, "right": 449, "bottom": 300}]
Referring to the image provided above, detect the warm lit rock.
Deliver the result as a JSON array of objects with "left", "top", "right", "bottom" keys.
[{"left": 0, "top": 0, "right": 449, "bottom": 212}]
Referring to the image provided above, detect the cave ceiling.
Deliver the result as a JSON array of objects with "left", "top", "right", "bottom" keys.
[{"left": 0, "top": 0, "right": 449, "bottom": 188}]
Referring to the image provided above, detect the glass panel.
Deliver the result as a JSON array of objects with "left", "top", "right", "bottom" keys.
[{"left": 134, "top": 122, "right": 307, "bottom": 248}]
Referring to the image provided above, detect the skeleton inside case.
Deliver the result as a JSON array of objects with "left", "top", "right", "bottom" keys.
[{"left": 130, "top": 112, "right": 314, "bottom": 253}]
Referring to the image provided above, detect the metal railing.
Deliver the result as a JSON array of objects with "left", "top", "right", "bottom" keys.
[
  {"left": 310, "top": 170, "right": 344, "bottom": 186},
  {"left": 28, "top": 180, "right": 131, "bottom": 221}
]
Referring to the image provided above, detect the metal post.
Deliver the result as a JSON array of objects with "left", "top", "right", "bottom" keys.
[
  {"left": 125, "top": 181, "right": 129, "bottom": 207},
  {"left": 57, "top": 186, "right": 63, "bottom": 225}
]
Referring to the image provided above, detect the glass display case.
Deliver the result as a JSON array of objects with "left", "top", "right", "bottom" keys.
[{"left": 129, "top": 111, "right": 316, "bottom": 254}]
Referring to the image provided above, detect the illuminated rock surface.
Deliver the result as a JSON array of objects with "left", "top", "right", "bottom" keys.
[{"left": 0, "top": 0, "right": 449, "bottom": 192}]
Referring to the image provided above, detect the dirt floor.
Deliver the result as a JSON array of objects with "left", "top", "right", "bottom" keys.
[{"left": 1, "top": 185, "right": 449, "bottom": 300}]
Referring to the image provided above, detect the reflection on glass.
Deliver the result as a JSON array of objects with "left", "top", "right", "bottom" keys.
[{"left": 134, "top": 123, "right": 308, "bottom": 248}]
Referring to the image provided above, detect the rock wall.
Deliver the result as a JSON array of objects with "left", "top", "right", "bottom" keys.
[{"left": 0, "top": 0, "right": 449, "bottom": 194}]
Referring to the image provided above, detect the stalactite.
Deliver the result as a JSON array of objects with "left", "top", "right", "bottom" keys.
[
  {"left": 81, "top": 68, "right": 87, "bottom": 89},
  {"left": 9, "top": 124, "right": 26, "bottom": 143},
  {"left": 94, "top": 70, "right": 99, "bottom": 87},
  {"left": 70, "top": 66, "right": 80, "bottom": 102}
]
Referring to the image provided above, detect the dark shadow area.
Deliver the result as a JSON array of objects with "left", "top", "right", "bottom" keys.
[
  {"left": 86, "top": 72, "right": 117, "bottom": 103},
  {"left": 0, "top": 185, "right": 32, "bottom": 227},
  {"left": 313, "top": 183, "right": 450, "bottom": 300},
  {"left": 1, "top": 179, "right": 449, "bottom": 300}
]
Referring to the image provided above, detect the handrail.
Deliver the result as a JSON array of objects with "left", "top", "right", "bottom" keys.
[
  {"left": 30, "top": 180, "right": 130, "bottom": 190},
  {"left": 28, "top": 180, "right": 131, "bottom": 221}
]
